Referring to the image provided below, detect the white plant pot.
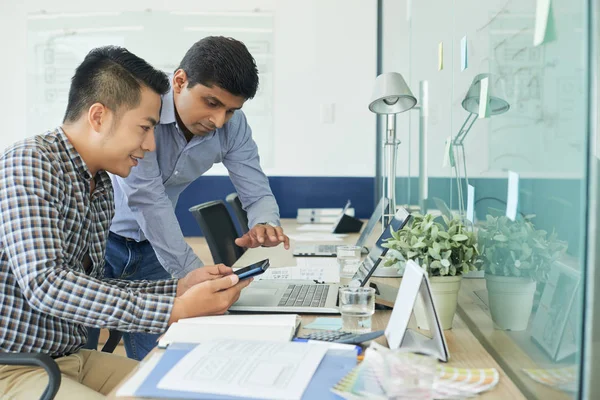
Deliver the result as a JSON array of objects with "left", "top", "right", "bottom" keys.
[
  {"left": 414, "top": 276, "right": 462, "bottom": 331},
  {"left": 485, "top": 274, "right": 536, "bottom": 331}
]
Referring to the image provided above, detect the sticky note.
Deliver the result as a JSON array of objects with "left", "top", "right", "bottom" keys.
[
  {"left": 478, "top": 77, "right": 490, "bottom": 119},
  {"left": 461, "top": 36, "right": 468, "bottom": 71},
  {"left": 443, "top": 136, "right": 451, "bottom": 168},
  {"left": 506, "top": 171, "right": 519, "bottom": 221},
  {"left": 438, "top": 42, "right": 444, "bottom": 71},
  {"left": 304, "top": 317, "right": 342, "bottom": 331},
  {"left": 466, "top": 185, "right": 475, "bottom": 223},
  {"left": 534, "top": 0, "right": 557, "bottom": 46}
]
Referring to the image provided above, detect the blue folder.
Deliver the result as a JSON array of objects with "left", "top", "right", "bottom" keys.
[{"left": 135, "top": 343, "right": 357, "bottom": 399}]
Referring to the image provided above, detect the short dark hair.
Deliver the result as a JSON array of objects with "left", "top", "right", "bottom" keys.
[
  {"left": 63, "top": 46, "right": 170, "bottom": 123},
  {"left": 178, "top": 36, "right": 259, "bottom": 100}
]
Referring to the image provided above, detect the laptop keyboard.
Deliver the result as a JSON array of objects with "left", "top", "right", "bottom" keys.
[{"left": 278, "top": 284, "right": 330, "bottom": 307}]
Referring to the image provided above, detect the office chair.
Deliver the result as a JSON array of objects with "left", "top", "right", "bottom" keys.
[
  {"left": 189, "top": 200, "right": 246, "bottom": 266},
  {"left": 225, "top": 192, "right": 250, "bottom": 235},
  {"left": 0, "top": 353, "right": 61, "bottom": 400},
  {"left": 102, "top": 330, "right": 122, "bottom": 353}
]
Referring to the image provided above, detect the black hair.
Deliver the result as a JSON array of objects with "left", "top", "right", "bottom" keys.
[
  {"left": 178, "top": 36, "right": 259, "bottom": 99},
  {"left": 63, "top": 45, "right": 170, "bottom": 123}
]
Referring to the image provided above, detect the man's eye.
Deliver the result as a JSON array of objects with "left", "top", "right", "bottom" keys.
[{"left": 141, "top": 126, "right": 151, "bottom": 132}]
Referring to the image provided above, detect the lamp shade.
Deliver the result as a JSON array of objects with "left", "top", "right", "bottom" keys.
[
  {"left": 462, "top": 73, "right": 510, "bottom": 116},
  {"left": 368, "top": 72, "right": 417, "bottom": 114}
]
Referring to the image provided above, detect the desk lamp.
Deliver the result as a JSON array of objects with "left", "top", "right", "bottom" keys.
[{"left": 452, "top": 73, "right": 510, "bottom": 217}]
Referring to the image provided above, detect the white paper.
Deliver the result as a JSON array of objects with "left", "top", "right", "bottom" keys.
[
  {"left": 157, "top": 340, "right": 329, "bottom": 400},
  {"left": 295, "top": 258, "right": 339, "bottom": 268},
  {"left": 506, "top": 171, "right": 519, "bottom": 221},
  {"left": 158, "top": 314, "right": 299, "bottom": 347},
  {"left": 179, "top": 314, "right": 299, "bottom": 327},
  {"left": 534, "top": 0, "right": 555, "bottom": 46},
  {"left": 255, "top": 264, "right": 339, "bottom": 283},
  {"left": 466, "top": 184, "right": 475, "bottom": 223},
  {"left": 478, "top": 77, "right": 490, "bottom": 118},
  {"left": 116, "top": 353, "right": 163, "bottom": 397},
  {"left": 296, "top": 224, "right": 335, "bottom": 232},
  {"left": 287, "top": 233, "right": 347, "bottom": 242},
  {"left": 443, "top": 136, "right": 452, "bottom": 168}
]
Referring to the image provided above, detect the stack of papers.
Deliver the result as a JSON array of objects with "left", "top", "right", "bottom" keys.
[
  {"left": 287, "top": 232, "right": 348, "bottom": 242},
  {"left": 158, "top": 340, "right": 327, "bottom": 399},
  {"left": 158, "top": 314, "right": 300, "bottom": 348},
  {"left": 296, "top": 224, "right": 335, "bottom": 232},
  {"left": 117, "top": 341, "right": 358, "bottom": 400}
]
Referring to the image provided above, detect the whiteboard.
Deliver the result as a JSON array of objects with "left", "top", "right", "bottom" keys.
[{"left": 26, "top": 9, "right": 275, "bottom": 168}]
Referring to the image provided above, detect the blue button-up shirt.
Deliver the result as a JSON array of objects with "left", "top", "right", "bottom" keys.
[{"left": 110, "top": 85, "right": 280, "bottom": 278}]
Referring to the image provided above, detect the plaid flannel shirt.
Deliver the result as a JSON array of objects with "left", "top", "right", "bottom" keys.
[{"left": 0, "top": 128, "right": 177, "bottom": 357}]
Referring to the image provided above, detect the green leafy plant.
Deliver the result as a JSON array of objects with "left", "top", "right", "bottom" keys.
[
  {"left": 381, "top": 213, "right": 480, "bottom": 277},
  {"left": 477, "top": 214, "right": 568, "bottom": 281}
]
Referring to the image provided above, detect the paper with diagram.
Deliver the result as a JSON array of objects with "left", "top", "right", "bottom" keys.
[{"left": 157, "top": 340, "right": 328, "bottom": 400}]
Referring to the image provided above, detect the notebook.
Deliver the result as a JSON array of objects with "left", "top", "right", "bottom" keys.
[{"left": 158, "top": 314, "right": 301, "bottom": 348}]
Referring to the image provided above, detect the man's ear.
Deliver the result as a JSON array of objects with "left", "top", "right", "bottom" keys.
[
  {"left": 173, "top": 69, "right": 188, "bottom": 94},
  {"left": 87, "top": 102, "right": 107, "bottom": 133}
]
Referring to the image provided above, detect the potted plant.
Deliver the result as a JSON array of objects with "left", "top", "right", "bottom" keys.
[
  {"left": 381, "top": 213, "right": 480, "bottom": 330},
  {"left": 477, "top": 214, "right": 568, "bottom": 331}
]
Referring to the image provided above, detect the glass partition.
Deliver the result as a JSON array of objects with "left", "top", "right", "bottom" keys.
[{"left": 382, "top": 0, "right": 590, "bottom": 398}]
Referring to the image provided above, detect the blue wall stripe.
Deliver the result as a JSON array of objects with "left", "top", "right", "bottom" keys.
[
  {"left": 175, "top": 176, "right": 375, "bottom": 237},
  {"left": 175, "top": 175, "right": 581, "bottom": 257}
]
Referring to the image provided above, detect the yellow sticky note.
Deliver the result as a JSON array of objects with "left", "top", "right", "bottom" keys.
[
  {"left": 478, "top": 77, "right": 490, "bottom": 119},
  {"left": 438, "top": 42, "right": 444, "bottom": 71},
  {"left": 534, "top": 0, "right": 557, "bottom": 46}
]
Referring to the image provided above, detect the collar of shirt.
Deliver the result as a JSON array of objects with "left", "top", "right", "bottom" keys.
[
  {"left": 54, "top": 127, "right": 111, "bottom": 198},
  {"left": 159, "top": 76, "right": 217, "bottom": 145}
]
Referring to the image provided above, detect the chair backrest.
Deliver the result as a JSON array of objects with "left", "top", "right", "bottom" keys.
[
  {"left": 189, "top": 200, "right": 246, "bottom": 266},
  {"left": 0, "top": 353, "right": 61, "bottom": 400},
  {"left": 225, "top": 192, "right": 250, "bottom": 235}
]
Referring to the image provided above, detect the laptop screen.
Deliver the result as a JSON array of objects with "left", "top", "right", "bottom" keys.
[
  {"left": 355, "top": 197, "right": 390, "bottom": 248},
  {"left": 351, "top": 207, "right": 412, "bottom": 286}
]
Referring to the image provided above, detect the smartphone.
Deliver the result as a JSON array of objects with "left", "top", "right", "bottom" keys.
[{"left": 234, "top": 259, "right": 270, "bottom": 280}]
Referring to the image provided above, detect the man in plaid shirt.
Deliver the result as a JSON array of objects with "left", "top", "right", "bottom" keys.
[{"left": 0, "top": 46, "right": 251, "bottom": 399}]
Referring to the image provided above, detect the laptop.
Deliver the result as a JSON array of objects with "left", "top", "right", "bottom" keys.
[
  {"left": 229, "top": 208, "right": 411, "bottom": 314},
  {"left": 293, "top": 198, "right": 390, "bottom": 257}
]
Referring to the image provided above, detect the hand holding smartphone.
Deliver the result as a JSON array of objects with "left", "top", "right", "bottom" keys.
[{"left": 234, "top": 259, "right": 270, "bottom": 280}]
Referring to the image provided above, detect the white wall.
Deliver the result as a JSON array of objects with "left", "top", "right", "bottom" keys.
[{"left": 0, "top": 0, "right": 377, "bottom": 177}]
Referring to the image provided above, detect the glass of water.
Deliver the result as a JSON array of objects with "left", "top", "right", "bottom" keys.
[
  {"left": 338, "top": 287, "right": 376, "bottom": 333},
  {"left": 337, "top": 245, "right": 362, "bottom": 280}
]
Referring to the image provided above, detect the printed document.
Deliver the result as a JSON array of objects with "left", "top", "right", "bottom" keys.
[{"left": 157, "top": 340, "right": 328, "bottom": 400}]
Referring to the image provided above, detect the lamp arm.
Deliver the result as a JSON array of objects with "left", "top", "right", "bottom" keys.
[{"left": 453, "top": 112, "right": 477, "bottom": 145}]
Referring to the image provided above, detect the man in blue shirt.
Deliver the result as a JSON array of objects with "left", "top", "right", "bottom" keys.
[{"left": 85, "top": 37, "right": 289, "bottom": 360}]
